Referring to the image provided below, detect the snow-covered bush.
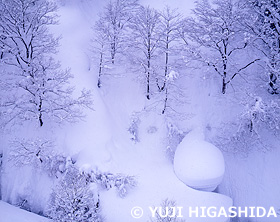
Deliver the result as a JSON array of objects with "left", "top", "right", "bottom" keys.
[
  {"left": 9, "top": 138, "right": 67, "bottom": 177},
  {"left": 215, "top": 96, "right": 280, "bottom": 154},
  {"left": 128, "top": 115, "right": 141, "bottom": 142},
  {"left": 240, "top": 96, "right": 280, "bottom": 134},
  {"left": 85, "top": 169, "right": 137, "bottom": 198},
  {"left": 165, "top": 121, "right": 185, "bottom": 162},
  {"left": 150, "top": 199, "right": 185, "bottom": 222},
  {"left": 47, "top": 165, "right": 102, "bottom": 222},
  {"left": 234, "top": 96, "right": 280, "bottom": 152},
  {"left": 114, "top": 174, "right": 137, "bottom": 198}
]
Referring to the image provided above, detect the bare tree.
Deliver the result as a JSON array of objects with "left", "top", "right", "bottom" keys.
[
  {"left": 243, "top": 0, "right": 280, "bottom": 94},
  {"left": 92, "top": 0, "right": 139, "bottom": 87},
  {"left": 1, "top": 59, "right": 92, "bottom": 127},
  {"left": 9, "top": 138, "right": 68, "bottom": 177},
  {"left": 181, "top": 0, "right": 260, "bottom": 94},
  {"left": 161, "top": 71, "right": 183, "bottom": 115},
  {"left": 157, "top": 6, "right": 182, "bottom": 92},
  {"left": 0, "top": 0, "right": 59, "bottom": 69},
  {"left": 0, "top": 0, "right": 92, "bottom": 127},
  {"left": 92, "top": 18, "right": 111, "bottom": 88},
  {"left": 101, "top": 0, "right": 139, "bottom": 64},
  {"left": 129, "top": 6, "right": 161, "bottom": 100}
]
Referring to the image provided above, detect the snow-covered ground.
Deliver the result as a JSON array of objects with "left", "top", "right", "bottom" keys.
[
  {"left": 0, "top": 1, "right": 232, "bottom": 221},
  {"left": 0, "top": 201, "right": 50, "bottom": 222},
  {"left": 1, "top": 1, "right": 279, "bottom": 222},
  {"left": 51, "top": 2, "right": 231, "bottom": 221}
]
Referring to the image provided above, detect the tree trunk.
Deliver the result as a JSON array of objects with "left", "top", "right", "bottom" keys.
[
  {"left": 38, "top": 97, "right": 43, "bottom": 126},
  {"left": 222, "top": 57, "right": 227, "bottom": 94},
  {"left": 162, "top": 87, "right": 168, "bottom": 114},
  {"left": 111, "top": 42, "right": 115, "bottom": 64},
  {"left": 147, "top": 48, "right": 151, "bottom": 100},
  {"left": 222, "top": 77, "right": 227, "bottom": 94},
  {"left": 111, "top": 55, "right": 115, "bottom": 64},
  {"left": 268, "top": 73, "right": 278, "bottom": 94},
  {"left": 39, "top": 113, "right": 43, "bottom": 126},
  {"left": 98, "top": 52, "right": 103, "bottom": 88},
  {"left": 161, "top": 39, "right": 169, "bottom": 92},
  {"left": 146, "top": 71, "right": 150, "bottom": 100}
]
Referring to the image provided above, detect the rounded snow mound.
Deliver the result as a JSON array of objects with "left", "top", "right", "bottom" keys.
[{"left": 174, "top": 135, "right": 225, "bottom": 192}]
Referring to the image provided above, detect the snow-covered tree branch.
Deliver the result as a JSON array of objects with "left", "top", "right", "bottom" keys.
[
  {"left": 157, "top": 6, "right": 182, "bottom": 92},
  {"left": 128, "top": 6, "right": 161, "bottom": 100},
  {"left": 243, "top": 0, "right": 280, "bottom": 94},
  {"left": 0, "top": 0, "right": 92, "bottom": 127},
  {"left": 181, "top": 0, "right": 260, "bottom": 94}
]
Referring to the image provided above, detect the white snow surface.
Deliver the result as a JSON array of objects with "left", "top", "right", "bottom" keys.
[
  {"left": 0, "top": 201, "right": 50, "bottom": 222},
  {"left": 51, "top": 2, "right": 231, "bottom": 222},
  {"left": 174, "top": 130, "right": 225, "bottom": 191},
  {"left": 0, "top": 1, "right": 233, "bottom": 221}
]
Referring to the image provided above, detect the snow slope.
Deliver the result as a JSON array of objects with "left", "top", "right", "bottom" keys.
[
  {"left": 219, "top": 150, "right": 280, "bottom": 222},
  {"left": 51, "top": 1, "right": 232, "bottom": 222},
  {"left": 0, "top": 201, "right": 50, "bottom": 222},
  {"left": 0, "top": 1, "right": 233, "bottom": 221}
]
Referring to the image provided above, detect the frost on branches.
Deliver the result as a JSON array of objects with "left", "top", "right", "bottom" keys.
[
  {"left": 92, "top": 0, "right": 139, "bottom": 87},
  {"left": 85, "top": 169, "right": 137, "bottom": 198},
  {"left": 239, "top": 96, "right": 280, "bottom": 135},
  {"left": 128, "top": 6, "right": 161, "bottom": 100},
  {"left": 0, "top": 59, "right": 92, "bottom": 127},
  {"left": 244, "top": 0, "right": 280, "bottom": 94},
  {"left": 216, "top": 95, "right": 280, "bottom": 154},
  {"left": 0, "top": 0, "right": 92, "bottom": 127},
  {"left": 97, "top": 0, "right": 139, "bottom": 65},
  {"left": 181, "top": 0, "right": 260, "bottom": 94},
  {"left": 9, "top": 138, "right": 67, "bottom": 177},
  {"left": 48, "top": 165, "right": 102, "bottom": 222}
]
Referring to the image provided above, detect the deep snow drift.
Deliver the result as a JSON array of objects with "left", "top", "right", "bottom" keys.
[{"left": 174, "top": 130, "right": 225, "bottom": 191}]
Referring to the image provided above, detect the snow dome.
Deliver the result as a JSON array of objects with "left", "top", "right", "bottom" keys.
[{"left": 173, "top": 135, "right": 225, "bottom": 192}]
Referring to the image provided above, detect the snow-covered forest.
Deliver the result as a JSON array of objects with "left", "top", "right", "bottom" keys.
[{"left": 0, "top": 0, "right": 280, "bottom": 221}]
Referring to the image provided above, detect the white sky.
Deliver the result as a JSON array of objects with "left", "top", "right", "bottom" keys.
[{"left": 139, "top": 0, "right": 195, "bottom": 14}]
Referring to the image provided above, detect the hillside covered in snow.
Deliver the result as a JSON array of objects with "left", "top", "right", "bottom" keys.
[{"left": 0, "top": 0, "right": 280, "bottom": 222}]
